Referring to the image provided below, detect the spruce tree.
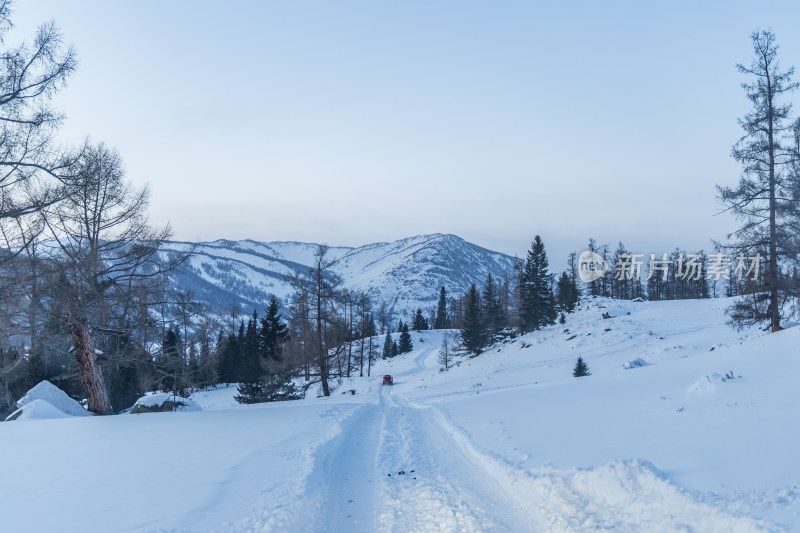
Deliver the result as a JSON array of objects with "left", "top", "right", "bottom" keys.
[
  {"left": 235, "top": 372, "right": 301, "bottom": 404},
  {"left": 611, "top": 242, "right": 631, "bottom": 300},
  {"left": 259, "top": 295, "right": 288, "bottom": 361},
  {"left": 573, "top": 356, "right": 591, "bottom": 377},
  {"left": 412, "top": 308, "right": 428, "bottom": 331},
  {"left": 586, "top": 238, "right": 601, "bottom": 297},
  {"left": 482, "top": 273, "right": 505, "bottom": 338},
  {"left": 461, "top": 283, "right": 487, "bottom": 355},
  {"left": 556, "top": 271, "right": 579, "bottom": 313},
  {"left": 391, "top": 339, "right": 399, "bottom": 357},
  {"left": 382, "top": 332, "right": 392, "bottom": 359},
  {"left": 261, "top": 371, "right": 302, "bottom": 401},
  {"left": 240, "top": 310, "right": 261, "bottom": 384},
  {"left": 216, "top": 329, "right": 240, "bottom": 385},
  {"left": 398, "top": 323, "right": 413, "bottom": 353},
  {"left": 435, "top": 287, "right": 448, "bottom": 329},
  {"left": 236, "top": 298, "right": 294, "bottom": 404},
  {"left": 234, "top": 381, "right": 266, "bottom": 404},
  {"left": 519, "top": 236, "right": 557, "bottom": 333}
]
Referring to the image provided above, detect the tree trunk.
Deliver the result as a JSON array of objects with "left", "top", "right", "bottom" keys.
[
  {"left": 367, "top": 336, "right": 372, "bottom": 377},
  {"left": 319, "top": 352, "right": 330, "bottom": 396},
  {"left": 346, "top": 304, "right": 354, "bottom": 378},
  {"left": 767, "top": 76, "right": 781, "bottom": 333},
  {"left": 359, "top": 336, "right": 365, "bottom": 377},
  {"left": 66, "top": 318, "right": 112, "bottom": 415},
  {"left": 317, "top": 291, "right": 330, "bottom": 396}
]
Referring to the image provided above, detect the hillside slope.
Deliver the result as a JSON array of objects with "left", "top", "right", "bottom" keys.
[{"left": 1, "top": 297, "right": 798, "bottom": 532}]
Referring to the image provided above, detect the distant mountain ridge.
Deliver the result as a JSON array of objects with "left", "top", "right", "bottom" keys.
[{"left": 159, "top": 234, "right": 519, "bottom": 321}]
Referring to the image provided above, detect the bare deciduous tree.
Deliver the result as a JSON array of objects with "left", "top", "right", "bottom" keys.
[
  {"left": 43, "top": 143, "right": 180, "bottom": 414},
  {"left": 718, "top": 30, "right": 799, "bottom": 331},
  {"left": 289, "top": 245, "right": 342, "bottom": 397}
]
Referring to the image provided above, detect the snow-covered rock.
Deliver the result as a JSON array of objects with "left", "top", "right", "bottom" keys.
[
  {"left": 130, "top": 393, "right": 202, "bottom": 414},
  {"left": 14, "top": 380, "right": 91, "bottom": 417},
  {"left": 624, "top": 357, "right": 650, "bottom": 369},
  {"left": 5, "top": 399, "right": 72, "bottom": 421}
]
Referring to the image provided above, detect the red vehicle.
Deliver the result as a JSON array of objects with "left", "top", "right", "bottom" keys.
[{"left": 382, "top": 375, "right": 393, "bottom": 385}]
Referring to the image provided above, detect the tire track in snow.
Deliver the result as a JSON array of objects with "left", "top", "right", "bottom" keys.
[
  {"left": 376, "top": 390, "right": 537, "bottom": 532},
  {"left": 291, "top": 403, "right": 382, "bottom": 532}
]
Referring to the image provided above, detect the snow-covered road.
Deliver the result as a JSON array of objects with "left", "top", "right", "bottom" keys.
[{"left": 293, "top": 384, "right": 536, "bottom": 533}]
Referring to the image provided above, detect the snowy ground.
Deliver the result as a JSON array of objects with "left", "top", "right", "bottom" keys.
[{"left": 1, "top": 297, "right": 798, "bottom": 532}]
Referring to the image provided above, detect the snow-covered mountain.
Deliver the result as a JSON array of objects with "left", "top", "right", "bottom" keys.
[{"left": 159, "top": 234, "right": 519, "bottom": 319}]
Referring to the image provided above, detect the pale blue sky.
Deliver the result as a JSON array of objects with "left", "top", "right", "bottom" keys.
[{"left": 10, "top": 1, "right": 800, "bottom": 265}]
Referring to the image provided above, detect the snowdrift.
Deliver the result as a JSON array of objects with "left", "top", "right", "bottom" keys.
[
  {"left": 6, "top": 380, "right": 91, "bottom": 421},
  {"left": 5, "top": 399, "right": 73, "bottom": 421}
]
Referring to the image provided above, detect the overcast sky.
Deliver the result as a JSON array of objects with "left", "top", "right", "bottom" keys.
[{"left": 9, "top": 1, "right": 800, "bottom": 266}]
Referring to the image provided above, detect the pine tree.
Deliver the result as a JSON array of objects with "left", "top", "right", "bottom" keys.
[
  {"left": 556, "top": 271, "right": 579, "bottom": 313},
  {"left": 611, "top": 242, "right": 631, "bottom": 300},
  {"left": 382, "top": 332, "right": 392, "bottom": 359},
  {"left": 587, "top": 238, "right": 601, "bottom": 297},
  {"left": 216, "top": 329, "right": 237, "bottom": 385},
  {"left": 240, "top": 310, "right": 261, "bottom": 384},
  {"left": 483, "top": 273, "right": 506, "bottom": 339},
  {"left": 260, "top": 371, "right": 302, "bottom": 401},
  {"left": 235, "top": 371, "right": 302, "bottom": 404},
  {"left": 391, "top": 339, "right": 398, "bottom": 357},
  {"left": 234, "top": 381, "right": 265, "bottom": 404},
  {"left": 398, "top": 323, "right": 413, "bottom": 353},
  {"left": 573, "top": 356, "right": 591, "bottom": 377},
  {"left": 236, "top": 298, "right": 294, "bottom": 404},
  {"left": 599, "top": 243, "right": 612, "bottom": 297},
  {"left": 259, "top": 296, "right": 288, "bottom": 361},
  {"left": 412, "top": 308, "right": 428, "bottom": 331},
  {"left": 519, "top": 236, "right": 557, "bottom": 333},
  {"left": 461, "top": 283, "right": 487, "bottom": 355},
  {"left": 434, "top": 287, "right": 448, "bottom": 329}
]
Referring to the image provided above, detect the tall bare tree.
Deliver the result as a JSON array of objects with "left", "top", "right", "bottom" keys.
[
  {"left": 289, "top": 245, "right": 342, "bottom": 397},
  {"left": 718, "top": 30, "right": 799, "bottom": 331},
  {"left": 43, "top": 143, "right": 179, "bottom": 413}
]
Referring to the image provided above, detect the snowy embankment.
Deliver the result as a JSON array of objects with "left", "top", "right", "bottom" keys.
[{"left": 0, "top": 297, "right": 798, "bottom": 532}]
